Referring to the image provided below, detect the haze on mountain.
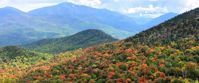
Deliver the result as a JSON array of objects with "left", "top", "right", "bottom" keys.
[
  {"left": 0, "top": 7, "right": 65, "bottom": 46},
  {"left": 0, "top": 2, "right": 177, "bottom": 47}
]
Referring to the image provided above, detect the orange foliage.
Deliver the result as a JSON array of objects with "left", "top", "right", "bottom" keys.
[
  {"left": 104, "top": 53, "right": 112, "bottom": 57},
  {"left": 126, "top": 48, "right": 135, "bottom": 54},
  {"left": 40, "top": 66, "right": 50, "bottom": 71},
  {"left": 142, "top": 63, "right": 148, "bottom": 68}
]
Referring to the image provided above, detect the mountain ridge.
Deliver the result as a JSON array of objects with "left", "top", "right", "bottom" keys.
[{"left": 23, "top": 29, "right": 118, "bottom": 53}]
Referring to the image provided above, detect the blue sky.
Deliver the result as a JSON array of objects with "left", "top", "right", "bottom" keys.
[{"left": 0, "top": 0, "right": 199, "bottom": 18}]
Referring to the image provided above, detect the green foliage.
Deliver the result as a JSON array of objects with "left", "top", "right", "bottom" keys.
[{"left": 24, "top": 29, "right": 117, "bottom": 54}]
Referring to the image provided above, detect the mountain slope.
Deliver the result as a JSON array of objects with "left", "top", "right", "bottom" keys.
[
  {"left": 24, "top": 29, "right": 117, "bottom": 53},
  {"left": 0, "top": 46, "right": 29, "bottom": 62},
  {"left": 28, "top": 2, "right": 138, "bottom": 38},
  {"left": 16, "top": 8, "right": 199, "bottom": 83},
  {"left": 0, "top": 46, "right": 46, "bottom": 63},
  {"left": 0, "top": 46, "right": 53, "bottom": 80},
  {"left": 125, "top": 8, "right": 199, "bottom": 45}
]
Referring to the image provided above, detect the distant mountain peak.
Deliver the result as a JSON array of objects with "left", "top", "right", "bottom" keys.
[
  {"left": 0, "top": 6, "right": 24, "bottom": 15},
  {"left": 73, "top": 29, "right": 110, "bottom": 36},
  {"left": 56, "top": 2, "right": 76, "bottom": 6}
]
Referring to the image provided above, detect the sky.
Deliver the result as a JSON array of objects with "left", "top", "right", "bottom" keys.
[{"left": 0, "top": 0, "right": 199, "bottom": 18}]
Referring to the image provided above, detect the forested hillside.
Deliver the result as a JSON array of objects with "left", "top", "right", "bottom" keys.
[
  {"left": 24, "top": 29, "right": 117, "bottom": 53},
  {"left": 125, "top": 8, "right": 199, "bottom": 45},
  {"left": 0, "top": 46, "right": 53, "bottom": 81}
]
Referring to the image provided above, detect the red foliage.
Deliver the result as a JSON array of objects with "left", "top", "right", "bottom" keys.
[
  {"left": 60, "top": 74, "right": 66, "bottom": 80},
  {"left": 33, "top": 76, "right": 42, "bottom": 80},
  {"left": 44, "top": 71, "right": 52, "bottom": 78},
  {"left": 116, "top": 78, "right": 123, "bottom": 83},
  {"left": 130, "top": 62, "right": 137, "bottom": 67},
  {"left": 69, "top": 74, "right": 75, "bottom": 79},
  {"left": 126, "top": 48, "right": 135, "bottom": 54},
  {"left": 159, "top": 72, "right": 165, "bottom": 78},
  {"left": 125, "top": 78, "right": 131, "bottom": 83},
  {"left": 159, "top": 63, "right": 165, "bottom": 68},
  {"left": 138, "top": 76, "right": 148, "bottom": 83},
  {"left": 116, "top": 49, "right": 125, "bottom": 54},
  {"left": 108, "top": 72, "right": 115, "bottom": 78}
]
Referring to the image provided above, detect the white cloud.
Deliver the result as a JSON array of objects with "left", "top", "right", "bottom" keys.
[
  {"left": 67, "top": 0, "right": 102, "bottom": 8},
  {"left": 179, "top": 0, "right": 199, "bottom": 13},
  {"left": 0, "top": 0, "right": 9, "bottom": 7},
  {"left": 126, "top": 5, "right": 167, "bottom": 14},
  {"left": 125, "top": 5, "right": 168, "bottom": 18}
]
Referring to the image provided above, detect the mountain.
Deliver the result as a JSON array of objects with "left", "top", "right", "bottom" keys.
[
  {"left": 0, "top": 7, "right": 23, "bottom": 16},
  {"left": 0, "top": 7, "right": 69, "bottom": 46},
  {"left": 15, "top": 8, "right": 199, "bottom": 83},
  {"left": 24, "top": 29, "right": 117, "bottom": 53},
  {"left": 28, "top": 2, "right": 139, "bottom": 38},
  {"left": 125, "top": 10, "right": 198, "bottom": 45},
  {"left": 140, "top": 13, "right": 178, "bottom": 30},
  {"left": 0, "top": 2, "right": 140, "bottom": 46}
]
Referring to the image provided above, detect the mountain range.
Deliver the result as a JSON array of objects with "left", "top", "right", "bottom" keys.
[
  {"left": 0, "top": 2, "right": 177, "bottom": 46},
  {"left": 0, "top": 3, "right": 199, "bottom": 83}
]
